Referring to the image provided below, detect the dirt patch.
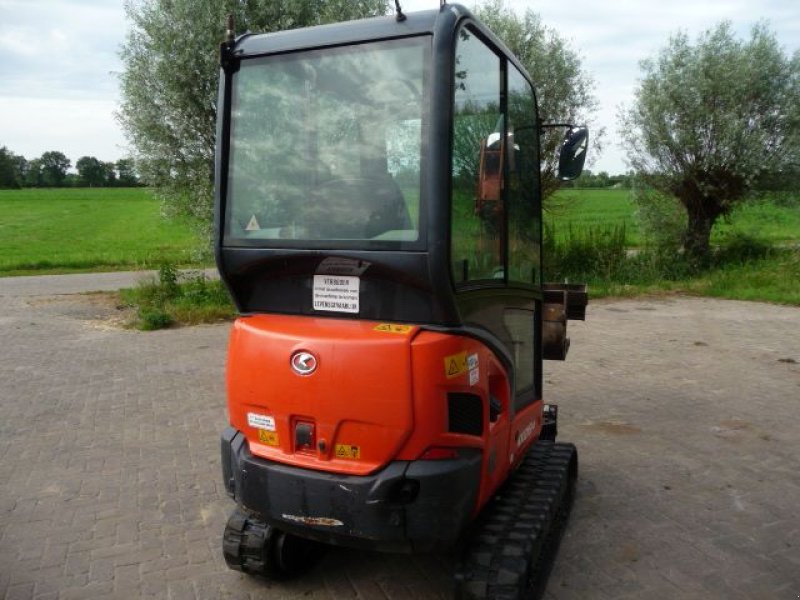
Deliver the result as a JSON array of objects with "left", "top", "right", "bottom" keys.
[
  {"left": 578, "top": 420, "right": 641, "bottom": 435},
  {"left": 27, "top": 292, "right": 133, "bottom": 329},
  {"left": 711, "top": 419, "right": 777, "bottom": 443}
]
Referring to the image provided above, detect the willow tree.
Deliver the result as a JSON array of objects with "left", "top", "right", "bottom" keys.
[
  {"left": 119, "top": 0, "right": 388, "bottom": 235},
  {"left": 620, "top": 22, "right": 800, "bottom": 261}
]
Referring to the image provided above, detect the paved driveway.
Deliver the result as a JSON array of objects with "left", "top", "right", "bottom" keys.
[{"left": 1, "top": 273, "right": 798, "bottom": 599}]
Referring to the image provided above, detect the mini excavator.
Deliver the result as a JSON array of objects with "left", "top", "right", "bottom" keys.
[{"left": 214, "top": 4, "right": 589, "bottom": 597}]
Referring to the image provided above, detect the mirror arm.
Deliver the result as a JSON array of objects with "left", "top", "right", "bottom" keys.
[{"left": 539, "top": 122, "right": 576, "bottom": 134}]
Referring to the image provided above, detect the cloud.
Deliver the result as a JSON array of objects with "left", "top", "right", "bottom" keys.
[
  {"left": 0, "top": 96, "right": 128, "bottom": 165},
  {"left": 1, "top": 0, "right": 798, "bottom": 173},
  {"left": 0, "top": 0, "right": 125, "bottom": 101}
]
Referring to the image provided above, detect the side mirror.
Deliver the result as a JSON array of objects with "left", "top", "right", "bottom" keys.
[{"left": 558, "top": 126, "right": 589, "bottom": 181}]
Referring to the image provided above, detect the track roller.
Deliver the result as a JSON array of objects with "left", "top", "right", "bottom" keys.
[
  {"left": 223, "top": 508, "right": 326, "bottom": 579},
  {"left": 454, "top": 441, "right": 578, "bottom": 600}
]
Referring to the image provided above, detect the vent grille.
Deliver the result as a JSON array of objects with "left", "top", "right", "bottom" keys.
[{"left": 447, "top": 393, "right": 483, "bottom": 436}]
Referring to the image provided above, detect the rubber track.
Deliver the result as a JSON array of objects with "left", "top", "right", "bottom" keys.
[
  {"left": 454, "top": 441, "right": 577, "bottom": 600},
  {"left": 223, "top": 508, "right": 274, "bottom": 576}
]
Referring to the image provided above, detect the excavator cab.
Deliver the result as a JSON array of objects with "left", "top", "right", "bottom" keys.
[{"left": 215, "top": 4, "right": 588, "bottom": 597}]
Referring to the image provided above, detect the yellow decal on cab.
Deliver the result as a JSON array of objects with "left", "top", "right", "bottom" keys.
[
  {"left": 373, "top": 323, "right": 414, "bottom": 335},
  {"left": 258, "top": 430, "right": 279, "bottom": 446},
  {"left": 335, "top": 444, "right": 361, "bottom": 459},
  {"left": 444, "top": 351, "right": 468, "bottom": 378}
]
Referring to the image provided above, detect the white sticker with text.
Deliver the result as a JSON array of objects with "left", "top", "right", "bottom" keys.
[
  {"left": 313, "top": 275, "right": 360, "bottom": 313},
  {"left": 247, "top": 412, "right": 276, "bottom": 431}
]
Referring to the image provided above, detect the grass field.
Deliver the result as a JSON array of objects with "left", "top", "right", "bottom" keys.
[
  {"left": 2, "top": 185, "right": 797, "bottom": 308},
  {"left": 549, "top": 188, "right": 800, "bottom": 247},
  {"left": 0, "top": 188, "right": 202, "bottom": 275}
]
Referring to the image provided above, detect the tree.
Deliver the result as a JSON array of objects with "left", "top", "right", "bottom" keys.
[
  {"left": 620, "top": 22, "right": 800, "bottom": 261},
  {"left": 116, "top": 158, "right": 139, "bottom": 186},
  {"left": 119, "top": 0, "right": 389, "bottom": 235},
  {"left": 76, "top": 156, "right": 107, "bottom": 187},
  {"left": 103, "top": 162, "right": 118, "bottom": 187},
  {"left": 475, "top": 0, "right": 601, "bottom": 199},
  {"left": 0, "top": 147, "right": 22, "bottom": 188},
  {"left": 39, "top": 151, "right": 71, "bottom": 187},
  {"left": 25, "top": 159, "right": 43, "bottom": 187}
]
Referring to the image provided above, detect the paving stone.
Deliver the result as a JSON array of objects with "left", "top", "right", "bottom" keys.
[{"left": 1, "top": 277, "right": 799, "bottom": 599}]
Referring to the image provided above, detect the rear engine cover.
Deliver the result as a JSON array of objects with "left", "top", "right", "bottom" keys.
[{"left": 226, "top": 315, "right": 417, "bottom": 475}]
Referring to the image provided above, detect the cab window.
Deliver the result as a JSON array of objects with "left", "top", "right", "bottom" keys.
[{"left": 450, "top": 28, "right": 503, "bottom": 283}]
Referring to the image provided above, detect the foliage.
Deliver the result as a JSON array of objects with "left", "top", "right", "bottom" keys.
[
  {"left": 620, "top": 22, "right": 800, "bottom": 261},
  {"left": 0, "top": 188, "right": 201, "bottom": 275},
  {"left": 76, "top": 156, "right": 116, "bottom": 187},
  {"left": 543, "top": 223, "right": 627, "bottom": 282},
  {"left": 116, "top": 158, "right": 140, "bottom": 186},
  {"left": 631, "top": 182, "right": 686, "bottom": 251},
  {"left": 118, "top": 0, "right": 389, "bottom": 239},
  {"left": 1, "top": 143, "right": 141, "bottom": 188},
  {"left": 564, "top": 169, "right": 634, "bottom": 189},
  {"left": 475, "top": 0, "right": 601, "bottom": 199},
  {"left": 0, "top": 146, "right": 25, "bottom": 189},
  {"left": 121, "top": 265, "right": 235, "bottom": 330},
  {"left": 39, "top": 151, "right": 71, "bottom": 187},
  {"left": 24, "top": 159, "right": 43, "bottom": 187},
  {"left": 713, "top": 232, "right": 771, "bottom": 265}
]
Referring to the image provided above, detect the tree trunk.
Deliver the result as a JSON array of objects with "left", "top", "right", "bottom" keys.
[{"left": 683, "top": 206, "right": 716, "bottom": 264}]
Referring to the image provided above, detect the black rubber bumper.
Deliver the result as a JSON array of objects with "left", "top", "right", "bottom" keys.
[{"left": 221, "top": 427, "right": 482, "bottom": 553}]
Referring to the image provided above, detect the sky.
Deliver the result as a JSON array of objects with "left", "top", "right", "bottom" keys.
[{"left": 1, "top": 0, "right": 798, "bottom": 174}]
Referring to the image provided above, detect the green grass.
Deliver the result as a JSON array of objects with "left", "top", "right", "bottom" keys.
[
  {"left": 586, "top": 249, "right": 800, "bottom": 306},
  {"left": 548, "top": 188, "right": 800, "bottom": 248},
  {"left": 0, "top": 188, "right": 203, "bottom": 275},
  {"left": 713, "top": 198, "right": 800, "bottom": 245},
  {"left": 119, "top": 264, "right": 235, "bottom": 330},
  {"left": 548, "top": 189, "right": 641, "bottom": 246},
  {"left": 2, "top": 185, "right": 797, "bottom": 323},
  {"left": 544, "top": 188, "right": 800, "bottom": 306}
]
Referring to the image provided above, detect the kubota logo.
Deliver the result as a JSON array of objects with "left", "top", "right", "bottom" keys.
[{"left": 290, "top": 351, "right": 317, "bottom": 375}]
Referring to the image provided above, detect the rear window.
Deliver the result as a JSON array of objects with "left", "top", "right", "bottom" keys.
[{"left": 224, "top": 37, "right": 429, "bottom": 248}]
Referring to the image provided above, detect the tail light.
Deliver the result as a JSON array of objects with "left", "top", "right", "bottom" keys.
[{"left": 294, "top": 420, "right": 316, "bottom": 453}]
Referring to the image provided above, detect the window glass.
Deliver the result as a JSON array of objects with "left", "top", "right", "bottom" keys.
[
  {"left": 503, "top": 308, "right": 536, "bottom": 404},
  {"left": 225, "top": 38, "right": 427, "bottom": 245},
  {"left": 507, "top": 67, "right": 541, "bottom": 285},
  {"left": 451, "top": 28, "right": 503, "bottom": 283}
]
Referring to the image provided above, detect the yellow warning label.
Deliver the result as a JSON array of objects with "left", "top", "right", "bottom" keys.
[
  {"left": 373, "top": 323, "right": 414, "bottom": 335},
  {"left": 334, "top": 444, "right": 361, "bottom": 460},
  {"left": 258, "top": 430, "right": 279, "bottom": 446},
  {"left": 444, "top": 351, "right": 468, "bottom": 378}
]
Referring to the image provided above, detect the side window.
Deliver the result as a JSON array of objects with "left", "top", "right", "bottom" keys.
[
  {"left": 507, "top": 68, "right": 541, "bottom": 285},
  {"left": 503, "top": 308, "right": 536, "bottom": 407},
  {"left": 451, "top": 28, "right": 503, "bottom": 283}
]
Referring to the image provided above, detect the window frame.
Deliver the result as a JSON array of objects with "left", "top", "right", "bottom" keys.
[
  {"left": 448, "top": 24, "right": 542, "bottom": 293},
  {"left": 222, "top": 35, "right": 432, "bottom": 253}
]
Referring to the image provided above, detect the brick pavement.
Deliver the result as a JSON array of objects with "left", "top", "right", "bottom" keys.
[{"left": 1, "top": 274, "right": 798, "bottom": 599}]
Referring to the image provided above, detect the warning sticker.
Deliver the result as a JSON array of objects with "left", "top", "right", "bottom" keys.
[
  {"left": 247, "top": 412, "right": 276, "bottom": 431},
  {"left": 245, "top": 215, "right": 261, "bottom": 231},
  {"left": 313, "top": 275, "right": 360, "bottom": 314},
  {"left": 444, "top": 351, "right": 468, "bottom": 378},
  {"left": 258, "top": 430, "right": 279, "bottom": 446},
  {"left": 335, "top": 444, "right": 361, "bottom": 460},
  {"left": 373, "top": 323, "right": 414, "bottom": 335},
  {"left": 467, "top": 353, "right": 479, "bottom": 371},
  {"left": 469, "top": 367, "right": 480, "bottom": 386}
]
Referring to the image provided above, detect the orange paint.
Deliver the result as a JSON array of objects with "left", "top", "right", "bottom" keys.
[{"left": 226, "top": 313, "right": 545, "bottom": 515}]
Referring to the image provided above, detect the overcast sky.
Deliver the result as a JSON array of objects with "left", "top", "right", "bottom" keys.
[{"left": 1, "top": 0, "right": 798, "bottom": 174}]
